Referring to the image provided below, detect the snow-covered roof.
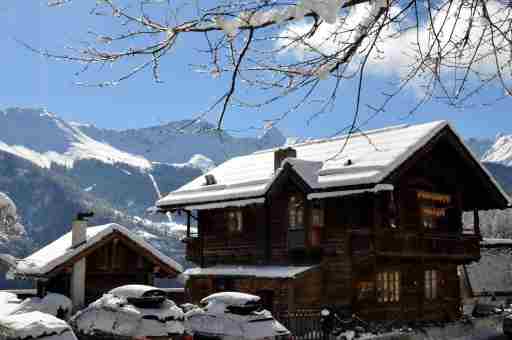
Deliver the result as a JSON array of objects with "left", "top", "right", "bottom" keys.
[
  {"left": 158, "top": 120, "right": 509, "bottom": 208},
  {"left": 10, "top": 223, "right": 183, "bottom": 277},
  {"left": 465, "top": 247, "right": 512, "bottom": 295},
  {"left": 184, "top": 265, "right": 317, "bottom": 279},
  {"left": 481, "top": 238, "right": 512, "bottom": 246}
]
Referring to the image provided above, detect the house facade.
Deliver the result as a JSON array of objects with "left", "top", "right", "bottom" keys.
[
  {"left": 3, "top": 218, "right": 183, "bottom": 310},
  {"left": 157, "top": 121, "right": 509, "bottom": 321}
]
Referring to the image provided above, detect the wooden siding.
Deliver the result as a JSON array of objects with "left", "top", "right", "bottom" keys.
[
  {"left": 43, "top": 235, "right": 160, "bottom": 304},
  {"left": 185, "top": 267, "right": 323, "bottom": 318}
]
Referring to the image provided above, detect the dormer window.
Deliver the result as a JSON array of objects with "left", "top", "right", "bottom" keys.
[
  {"left": 289, "top": 195, "right": 304, "bottom": 230},
  {"left": 204, "top": 174, "right": 217, "bottom": 185},
  {"left": 227, "top": 209, "right": 243, "bottom": 234}
]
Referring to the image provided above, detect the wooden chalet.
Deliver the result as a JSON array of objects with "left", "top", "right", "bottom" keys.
[
  {"left": 4, "top": 218, "right": 183, "bottom": 310},
  {"left": 156, "top": 121, "right": 510, "bottom": 321}
]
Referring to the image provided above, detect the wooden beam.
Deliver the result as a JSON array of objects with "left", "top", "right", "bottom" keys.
[
  {"left": 473, "top": 209, "right": 481, "bottom": 239},
  {"left": 187, "top": 211, "right": 191, "bottom": 238},
  {"left": 287, "top": 279, "right": 296, "bottom": 315}
]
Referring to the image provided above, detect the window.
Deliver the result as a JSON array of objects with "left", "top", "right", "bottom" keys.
[
  {"left": 227, "top": 210, "right": 243, "bottom": 234},
  {"left": 311, "top": 201, "right": 324, "bottom": 247},
  {"left": 425, "top": 269, "right": 440, "bottom": 300},
  {"left": 417, "top": 191, "right": 452, "bottom": 229},
  {"left": 377, "top": 271, "right": 400, "bottom": 303},
  {"left": 356, "top": 281, "right": 375, "bottom": 301},
  {"left": 311, "top": 201, "right": 324, "bottom": 227},
  {"left": 289, "top": 195, "right": 305, "bottom": 230}
]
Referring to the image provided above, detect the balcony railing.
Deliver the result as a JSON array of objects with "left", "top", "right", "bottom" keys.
[{"left": 351, "top": 230, "right": 480, "bottom": 262}]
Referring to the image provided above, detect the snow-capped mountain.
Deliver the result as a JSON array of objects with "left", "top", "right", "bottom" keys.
[
  {"left": 0, "top": 108, "right": 152, "bottom": 169},
  {"left": 482, "top": 134, "right": 512, "bottom": 166},
  {"left": 0, "top": 107, "right": 286, "bottom": 288},
  {"left": 75, "top": 118, "right": 286, "bottom": 165},
  {"left": 0, "top": 107, "right": 286, "bottom": 215},
  {"left": 465, "top": 137, "right": 494, "bottom": 160}
]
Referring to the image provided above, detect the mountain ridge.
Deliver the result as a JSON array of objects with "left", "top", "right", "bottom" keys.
[{"left": 0, "top": 107, "right": 287, "bottom": 289}]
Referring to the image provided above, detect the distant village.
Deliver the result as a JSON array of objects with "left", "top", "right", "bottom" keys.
[{"left": 1, "top": 120, "right": 512, "bottom": 340}]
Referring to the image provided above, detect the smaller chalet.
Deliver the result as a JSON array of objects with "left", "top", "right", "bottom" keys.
[
  {"left": 3, "top": 217, "right": 183, "bottom": 310},
  {"left": 462, "top": 238, "right": 512, "bottom": 307}
]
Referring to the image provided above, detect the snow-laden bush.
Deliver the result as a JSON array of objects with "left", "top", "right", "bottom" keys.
[
  {"left": 185, "top": 292, "right": 290, "bottom": 339},
  {"left": 71, "top": 293, "right": 184, "bottom": 337}
]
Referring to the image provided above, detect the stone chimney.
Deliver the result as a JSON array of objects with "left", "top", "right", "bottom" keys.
[
  {"left": 274, "top": 147, "right": 297, "bottom": 171},
  {"left": 71, "top": 212, "right": 93, "bottom": 311}
]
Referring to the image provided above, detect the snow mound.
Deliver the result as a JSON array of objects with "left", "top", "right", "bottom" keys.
[
  {"left": 71, "top": 293, "right": 184, "bottom": 337},
  {"left": 0, "top": 311, "right": 76, "bottom": 340},
  {"left": 201, "top": 292, "right": 260, "bottom": 308},
  {"left": 8, "top": 293, "right": 72, "bottom": 319},
  {"left": 173, "top": 154, "right": 215, "bottom": 173},
  {"left": 186, "top": 293, "right": 289, "bottom": 339},
  {"left": 109, "top": 285, "right": 164, "bottom": 299},
  {"left": 0, "top": 292, "right": 22, "bottom": 317}
]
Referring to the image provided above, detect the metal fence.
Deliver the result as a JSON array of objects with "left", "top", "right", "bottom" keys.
[{"left": 279, "top": 312, "right": 326, "bottom": 340}]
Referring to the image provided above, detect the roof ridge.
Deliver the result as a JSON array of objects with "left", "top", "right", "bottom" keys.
[{"left": 253, "top": 120, "right": 447, "bottom": 155}]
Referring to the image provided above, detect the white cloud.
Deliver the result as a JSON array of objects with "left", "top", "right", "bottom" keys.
[{"left": 278, "top": 0, "right": 512, "bottom": 94}]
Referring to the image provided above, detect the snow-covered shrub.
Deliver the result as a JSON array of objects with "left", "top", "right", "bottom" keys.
[
  {"left": 71, "top": 293, "right": 184, "bottom": 337},
  {"left": 185, "top": 292, "right": 290, "bottom": 339}
]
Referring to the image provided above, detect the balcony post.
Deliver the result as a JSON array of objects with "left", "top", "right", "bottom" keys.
[
  {"left": 186, "top": 210, "right": 191, "bottom": 238},
  {"left": 473, "top": 209, "right": 480, "bottom": 239}
]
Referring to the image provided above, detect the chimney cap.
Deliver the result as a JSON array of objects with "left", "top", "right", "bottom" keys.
[
  {"left": 76, "top": 212, "right": 94, "bottom": 221},
  {"left": 204, "top": 174, "right": 217, "bottom": 186}
]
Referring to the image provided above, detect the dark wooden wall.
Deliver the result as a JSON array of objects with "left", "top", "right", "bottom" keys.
[
  {"left": 44, "top": 236, "right": 156, "bottom": 304},
  {"left": 84, "top": 237, "right": 155, "bottom": 302}
]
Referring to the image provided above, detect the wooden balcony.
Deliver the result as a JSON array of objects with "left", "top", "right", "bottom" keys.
[{"left": 351, "top": 230, "right": 480, "bottom": 263}]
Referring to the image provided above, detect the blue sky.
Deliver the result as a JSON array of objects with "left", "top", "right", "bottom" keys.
[{"left": 0, "top": 1, "right": 510, "bottom": 140}]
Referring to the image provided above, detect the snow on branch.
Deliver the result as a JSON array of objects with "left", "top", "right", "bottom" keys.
[{"left": 34, "top": 0, "right": 512, "bottom": 135}]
